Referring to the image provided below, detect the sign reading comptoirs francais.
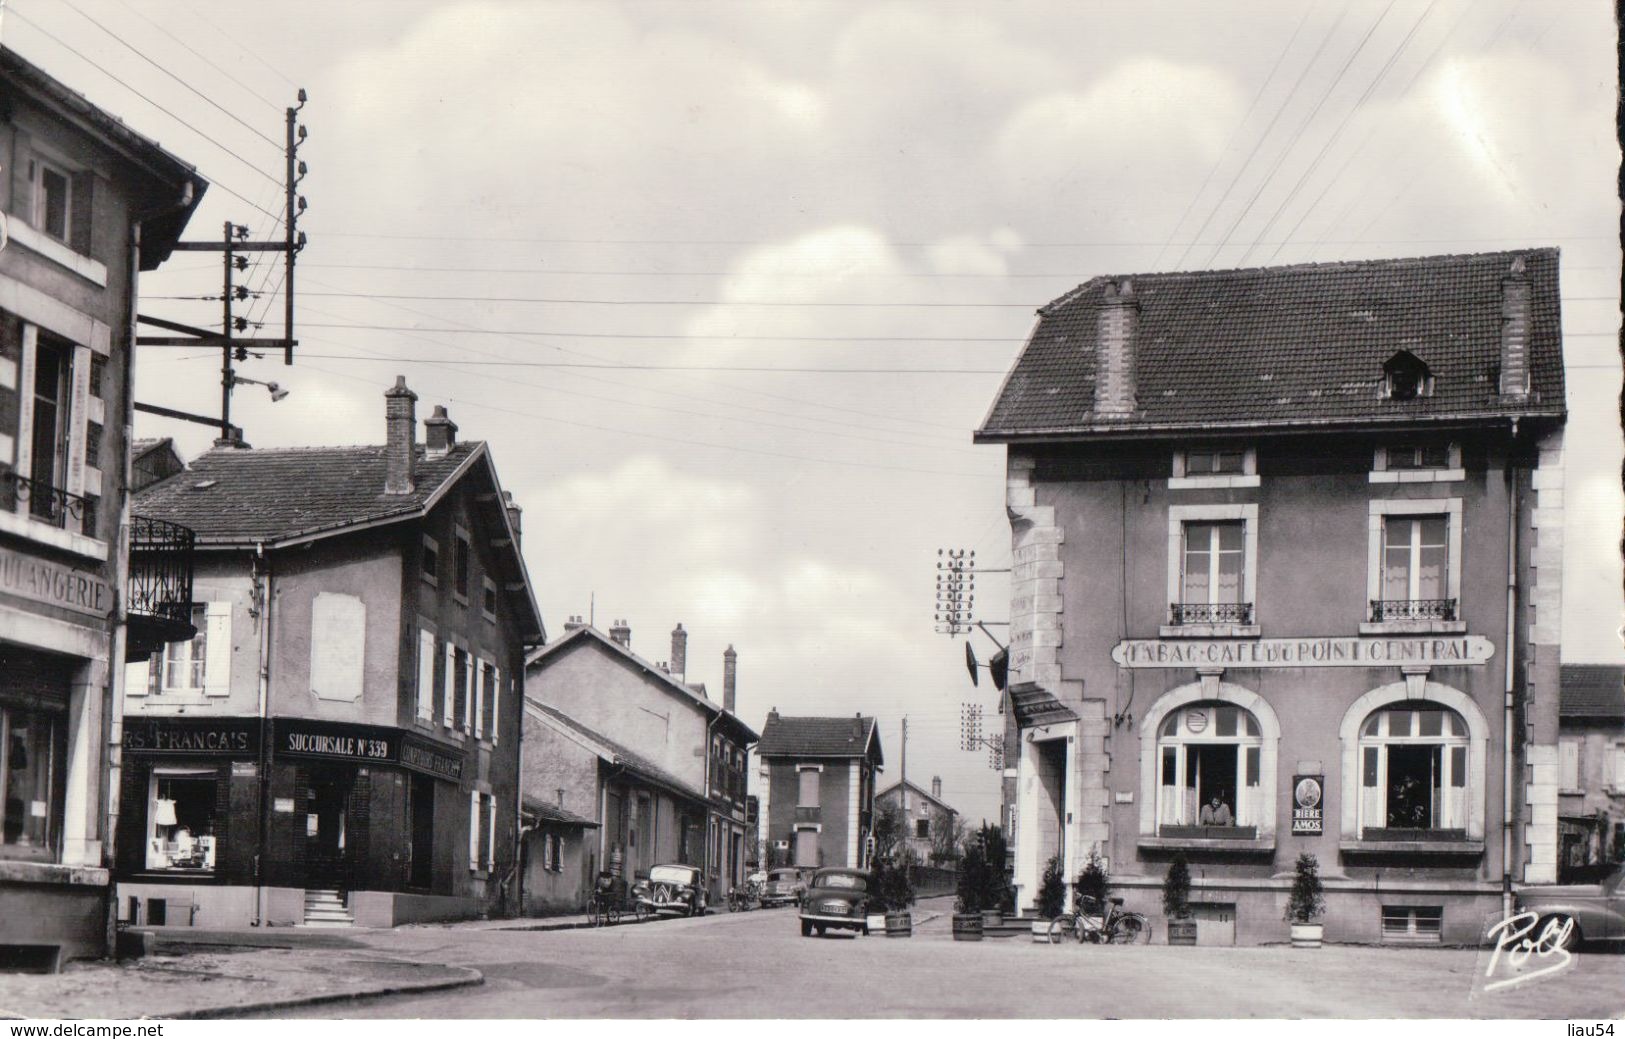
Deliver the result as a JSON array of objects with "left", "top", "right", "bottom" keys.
[{"left": 1110, "top": 635, "right": 1494, "bottom": 668}]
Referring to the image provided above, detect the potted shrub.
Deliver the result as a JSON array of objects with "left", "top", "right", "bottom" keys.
[
  {"left": 1285, "top": 852, "right": 1326, "bottom": 948},
  {"left": 1075, "top": 849, "right": 1110, "bottom": 911},
  {"left": 952, "top": 839, "right": 986, "bottom": 941},
  {"left": 979, "top": 825, "right": 1012, "bottom": 928},
  {"left": 1031, "top": 854, "right": 1066, "bottom": 940},
  {"left": 874, "top": 849, "right": 917, "bottom": 937},
  {"left": 1163, "top": 852, "right": 1197, "bottom": 946}
]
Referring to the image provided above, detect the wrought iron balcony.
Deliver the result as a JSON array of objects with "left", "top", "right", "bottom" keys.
[
  {"left": 1368, "top": 599, "right": 1458, "bottom": 622},
  {"left": 1, "top": 471, "right": 90, "bottom": 530},
  {"left": 126, "top": 514, "right": 197, "bottom": 662},
  {"left": 1168, "top": 602, "right": 1254, "bottom": 626}
]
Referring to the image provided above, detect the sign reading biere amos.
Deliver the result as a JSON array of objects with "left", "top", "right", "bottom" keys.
[
  {"left": 1110, "top": 635, "right": 1494, "bottom": 669},
  {"left": 1292, "top": 775, "right": 1325, "bottom": 835}
]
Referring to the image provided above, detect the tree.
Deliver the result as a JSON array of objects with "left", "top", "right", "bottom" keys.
[
  {"left": 1285, "top": 853, "right": 1326, "bottom": 923},
  {"left": 1037, "top": 854, "right": 1067, "bottom": 919},
  {"left": 872, "top": 845, "right": 918, "bottom": 912},
  {"left": 930, "top": 814, "right": 967, "bottom": 865},
  {"left": 980, "top": 824, "right": 1013, "bottom": 912},
  {"left": 872, "top": 802, "right": 907, "bottom": 861},
  {"left": 955, "top": 838, "right": 987, "bottom": 913},
  {"left": 1075, "top": 849, "right": 1110, "bottom": 911},
  {"left": 1162, "top": 852, "right": 1193, "bottom": 920}
]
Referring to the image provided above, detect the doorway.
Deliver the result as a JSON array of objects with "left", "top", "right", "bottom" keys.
[
  {"left": 1034, "top": 739, "right": 1066, "bottom": 871},
  {"left": 305, "top": 767, "right": 355, "bottom": 889},
  {"left": 408, "top": 773, "right": 435, "bottom": 890},
  {"left": 1187, "top": 745, "right": 1239, "bottom": 825},
  {"left": 1192, "top": 902, "right": 1237, "bottom": 946}
]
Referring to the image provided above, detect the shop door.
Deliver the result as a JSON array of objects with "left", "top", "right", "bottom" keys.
[
  {"left": 305, "top": 768, "right": 355, "bottom": 889},
  {"left": 1192, "top": 902, "right": 1236, "bottom": 946},
  {"left": 408, "top": 773, "right": 435, "bottom": 890},
  {"left": 1035, "top": 739, "right": 1066, "bottom": 871}
]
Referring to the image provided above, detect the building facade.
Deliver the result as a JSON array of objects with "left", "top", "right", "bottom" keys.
[
  {"left": 115, "top": 381, "right": 544, "bottom": 928},
  {"left": 757, "top": 713, "right": 883, "bottom": 871},
  {"left": 1557, "top": 664, "right": 1624, "bottom": 880},
  {"left": 1, "top": 47, "right": 205, "bottom": 966},
  {"left": 523, "top": 622, "right": 757, "bottom": 904},
  {"left": 976, "top": 250, "right": 1567, "bottom": 946},
  {"left": 876, "top": 776, "right": 958, "bottom": 863}
]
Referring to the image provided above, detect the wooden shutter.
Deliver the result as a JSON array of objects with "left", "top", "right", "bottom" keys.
[
  {"left": 461, "top": 653, "right": 474, "bottom": 735},
  {"left": 69, "top": 169, "right": 94, "bottom": 256},
  {"left": 468, "top": 791, "right": 481, "bottom": 871},
  {"left": 126, "top": 656, "right": 150, "bottom": 697},
  {"left": 471, "top": 658, "right": 485, "bottom": 740},
  {"left": 442, "top": 641, "right": 456, "bottom": 729},
  {"left": 416, "top": 630, "right": 435, "bottom": 721},
  {"left": 485, "top": 795, "right": 497, "bottom": 871},
  {"left": 489, "top": 665, "right": 501, "bottom": 746},
  {"left": 202, "top": 601, "right": 232, "bottom": 697}
]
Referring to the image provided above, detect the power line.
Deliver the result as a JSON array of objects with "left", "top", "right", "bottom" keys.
[
  {"left": 284, "top": 353, "right": 1011, "bottom": 375},
  {"left": 296, "top": 323, "right": 1021, "bottom": 343},
  {"left": 46, "top": 0, "right": 284, "bottom": 149},
  {"left": 6, "top": 7, "right": 285, "bottom": 221},
  {"left": 180, "top": 0, "right": 299, "bottom": 90},
  {"left": 153, "top": 290, "right": 1040, "bottom": 309},
  {"left": 104, "top": 0, "right": 284, "bottom": 112}
]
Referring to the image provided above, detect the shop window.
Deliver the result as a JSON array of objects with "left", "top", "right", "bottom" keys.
[
  {"left": 1155, "top": 703, "right": 1263, "bottom": 836},
  {"left": 145, "top": 770, "right": 217, "bottom": 873},
  {"left": 1, "top": 706, "right": 63, "bottom": 861},
  {"left": 1381, "top": 905, "right": 1443, "bottom": 944},
  {"left": 1357, "top": 704, "right": 1469, "bottom": 837}
]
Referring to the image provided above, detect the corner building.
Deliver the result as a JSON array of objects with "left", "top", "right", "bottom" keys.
[{"left": 976, "top": 250, "right": 1567, "bottom": 945}]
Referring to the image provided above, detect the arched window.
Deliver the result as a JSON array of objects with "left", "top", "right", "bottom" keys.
[
  {"left": 1356, "top": 703, "right": 1469, "bottom": 835},
  {"left": 1155, "top": 702, "right": 1263, "bottom": 834}
]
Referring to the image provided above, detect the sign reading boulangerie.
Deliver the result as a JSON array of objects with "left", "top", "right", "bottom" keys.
[
  {"left": 1111, "top": 635, "right": 1494, "bottom": 669},
  {"left": 0, "top": 544, "right": 112, "bottom": 619}
]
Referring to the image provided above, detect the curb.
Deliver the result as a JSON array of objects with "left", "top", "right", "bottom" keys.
[{"left": 159, "top": 964, "right": 485, "bottom": 1020}]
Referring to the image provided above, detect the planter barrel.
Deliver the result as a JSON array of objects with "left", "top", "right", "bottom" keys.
[
  {"left": 865, "top": 912, "right": 887, "bottom": 935},
  {"left": 1031, "top": 920, "right": 1052, "bottom": 943},
  {"left": 885, "top": 911, "right": 913, "bottom": 938},
  {"left": 951, "top": 914, "right": 984, "bottom": 942},
  {"left": 1167, "top": 917, "right": 1198, "bottom": 946},
  {"left": 1290, "top": 922, "right": 1324, "bottom": 949},
  {"left": 980, "top": 909, "right": 1004, "bottom": 929}
]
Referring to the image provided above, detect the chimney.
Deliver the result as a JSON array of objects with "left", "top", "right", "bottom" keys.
[
  {"left": 723, "top": 645, "right": 737, "bottom": 713},
  {"left": 384, "top": 376, "right": 417, "bottom": 495},
  {"left": 563, "top": 614, "right": 587, "bottom": 633},
  {"left": 608, "top": 619, "right": 631, "bottom": 648},
  {"left": 502, "top": 491, "right": 522, "bottom": 549},
  {"left": 932, "top": 775, "right": 942, "bottom": 800},
  {"left": 670, "top": 623, "right": 688, "bottom": 680},
  {"left": 424, "top": 404, "right": 458, "bottom": 456},
  {"left": 1499, "top": 255, "right": 1531, "bottom": 397},
  {"left": 1094, "top": 279, "right": 1138, "bottom": 417}
]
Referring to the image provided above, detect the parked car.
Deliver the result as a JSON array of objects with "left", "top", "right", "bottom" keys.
[
  {"left": 761, "top": 867, "right": 808, "bottom": 907},
  {"left": 799, "top": 867, "right": 871, "bottom": 937},
  {"left": 1514, "top": 862, "right": 1625, "bottom": 947},
  {"left": 634, "top": 863, "right": 709, "bottom": 917}
]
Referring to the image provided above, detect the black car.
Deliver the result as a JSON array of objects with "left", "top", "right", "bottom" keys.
[{"left": 798, "top": 867, "right": 871, "bottom": 936}]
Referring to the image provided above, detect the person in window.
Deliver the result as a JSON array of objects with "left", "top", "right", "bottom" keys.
[{"left": 1200, "top": 794, "right": 1233, "bottom": 826}]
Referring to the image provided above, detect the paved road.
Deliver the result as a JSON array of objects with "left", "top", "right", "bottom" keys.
[{"left": 248, "top": 900, "right": 1623, "bottom": 1019}]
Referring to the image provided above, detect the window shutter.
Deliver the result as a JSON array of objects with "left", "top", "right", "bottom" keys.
[
  {"left": 126, "top": 656, "right": 150, "bottom": 697},
  {"left": 489, "top": 665, "right": 501, "bottom": 746},
  {"left": 486, "top": 796, "right": 497, "bottom": 871},
  {"left": 1559, "top": 741, "right": 1581, "bottom": 790},
  {"left": 472, "top": 658, "right": 485, "bottom": 740},
  {"left": 416, "top": 630, "right": 435, "bottom": 721},
  {"left": 443, "top": 641, "right": 456, "bottom": 729},
  {"left": 69, "top": 169, "right": 94, "bottom": 256},
  {"left": 202, "top": 601, "right": 232, "bottom": 696},
  {"left": 462, "top": 653, "right": 474, "bottom": 735},
  {"left": 468, "top": 790, "right": 481, "bottom": 870}
]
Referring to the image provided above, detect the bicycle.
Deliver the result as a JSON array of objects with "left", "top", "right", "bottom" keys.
[{"left": 1047, "top": 896, "right": 1150, "bottom": 944}]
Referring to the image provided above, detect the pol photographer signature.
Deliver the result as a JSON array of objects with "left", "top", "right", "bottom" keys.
[{"left": 1480, "top": 910, "right": 1575, "bottom": 993}]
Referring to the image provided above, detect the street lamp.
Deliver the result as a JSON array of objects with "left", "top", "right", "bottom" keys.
[{"left": 230, "top": 374, "right": 289, "bottom": 402}]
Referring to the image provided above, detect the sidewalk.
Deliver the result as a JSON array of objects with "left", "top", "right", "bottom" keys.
[{"left": 0, "top": 931, "right": 481, "bottom": 1020}]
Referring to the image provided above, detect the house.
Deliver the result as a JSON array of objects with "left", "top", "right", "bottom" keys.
[
  {"left": 523, "top": 621, "right": 757, "bottom": 907},
  {"left": 0, "top": 46, "right": 206, "bottom": 967},
  {"left": 115, "top": 379, "right": 544, "bottom": 928},
  {"left": 757, "top": 712, "right": 883, "bottom": 870},
  {"left": 876, "top": 776, "right": 959, "bottom": 863},
  {"left": 1557, "top": 664, "right": 1625, "bottom": 879},
  {"left": 975, "top": 250, "right": 1567, "bottom": 946}
]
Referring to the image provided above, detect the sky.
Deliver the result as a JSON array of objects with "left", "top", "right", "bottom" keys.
[{"left": 2, "top": 0, "right": 1618, "bottom": 828}]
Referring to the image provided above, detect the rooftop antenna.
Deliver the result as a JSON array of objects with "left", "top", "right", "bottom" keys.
[{"left": 589, "top": 592, "right": 595, "bottom": 628}]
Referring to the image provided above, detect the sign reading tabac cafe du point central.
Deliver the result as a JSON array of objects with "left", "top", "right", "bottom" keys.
[{"left": 1110, "top": 635, "right": 1495, "bottom": 669}]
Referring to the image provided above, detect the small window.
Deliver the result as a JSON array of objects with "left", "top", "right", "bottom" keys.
[
  {"left": 1381, "top": 905, "right": 1442, "bottom": 944},
  {"left": 34, "top": 160, "right": 72, "bottom": 243},
  {"left": 1384, "top": 443, "right": 1450, "bottom": 470},
  {"left": 1184, "top": 448, "right": 1246, "bottom": 476},
  {"left": 914, "top": 818, "right": 930, "bottom": 839},
  {"left": 85, "top": 421, "right": 103, "bottom": 471},
  {"left": 482, "top": 577, "right": 498, "bottom": 622},
  {"left": 454, "top": 529, "right": 471, "bottom": 601},
  {"left": 421, "top": 536, "right": 438, "bottom": 586},
  {"left": 89, "top": 356, "right": 107, "bottom": 399}
]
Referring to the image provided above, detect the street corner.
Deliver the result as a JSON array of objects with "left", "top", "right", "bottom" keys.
[{"left": 0, "top": 945, "right": 482, "bottom": 1021}]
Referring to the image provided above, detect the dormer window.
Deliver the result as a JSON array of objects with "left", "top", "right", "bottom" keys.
[
  {"left": 1383, "top": 443, "right": 1450, "bottom": 470},
  {"left": 1185, "top": 448, "right": 1246, "bottom": 476},
  {"left": 1382, "top": 351, "right": 1433, "bottom": 400}
]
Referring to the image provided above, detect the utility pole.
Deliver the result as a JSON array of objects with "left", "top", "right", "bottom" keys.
[{"left": 901, "top": 716, "right": 908, "bottom": 811}]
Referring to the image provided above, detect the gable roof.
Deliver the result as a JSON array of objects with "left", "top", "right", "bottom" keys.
[
  {"left": 525, "top": 699, "right": 709, "bottom": 805},
  {"left": 132, "top": 440, "right": 543, "bottom": 641},
  {"left": 756, "top": 713, "right": 883, "bottom": 764},
  {"left": 876, "top": 779, "right": 956, "bottom": 815},
  {"left": 525, "top": 625, "right": 758, "bottom": 744},
  {"left": 976, "top": 249, "right": 1565, "bottom": 441},
  {"left": 521, "top": 797, "right": 598, "bottom": 828},
  {"left": 1008, "top": 682, "right": 1080, "bottom": 729},
  {"left": 1560, "top": 664, "right": 1625, "bottom": 720}
]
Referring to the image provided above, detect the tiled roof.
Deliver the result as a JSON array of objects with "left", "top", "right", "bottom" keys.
[
  {"left": 977, "top": 249, "right": 1565, "bottom": 439},
  {"left": 132, "top": 442, "right": 481, "bottom": 544},
  {"left": 1009, "top": 683, "right": 1079, "bottom": 728},
  {"left": 876, "top": 779, "right": 956, "bottom": 815},
  {"left": 756, "top": 714, "right": 882, "bottom": 763},
  {"left": 521, "top": 797, "right": 599, "bottom": 828},
  {"left": 131, "top": 438, "right": 167, "bottom": 457},
  {"left": 527, "top": 700, "right": 709, "bottom": 805},
  {"left": 1560, "top": 664, "right": 1625, "bottom": 720}
]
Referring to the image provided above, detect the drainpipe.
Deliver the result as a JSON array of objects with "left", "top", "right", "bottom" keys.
[
  {"left": 1502, "top": 418, "right": 1520, "bottom": 919},
  {"left": 705, "top": 713, "right": 720, "bottom": 895},
  {"left": 253, "top": 542, "right": 273, "bottom": 925}
]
